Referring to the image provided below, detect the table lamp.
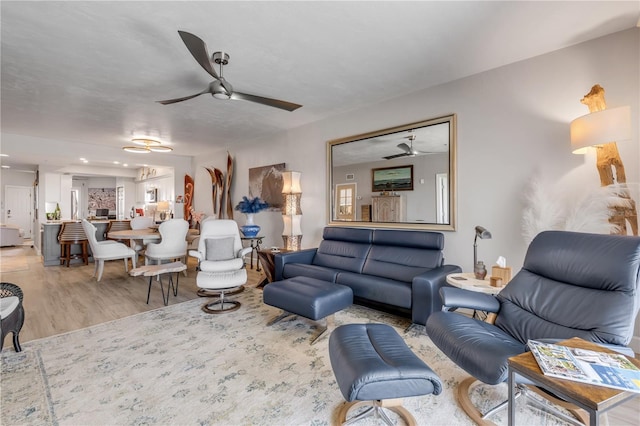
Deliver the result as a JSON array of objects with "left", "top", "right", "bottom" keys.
[{"left": 473, "top": 225, "right": 492, "bottom": 279}]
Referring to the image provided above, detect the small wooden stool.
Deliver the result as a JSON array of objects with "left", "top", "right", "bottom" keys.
[{"left": 129, "top": 261, "right": 186, "bottom": 306}]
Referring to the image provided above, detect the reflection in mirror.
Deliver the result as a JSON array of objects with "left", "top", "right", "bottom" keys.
[{"left": 327, "top": 114, "right": 456, "bottom": 231}]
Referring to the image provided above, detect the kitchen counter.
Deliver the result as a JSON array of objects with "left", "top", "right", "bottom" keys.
[{"left": 41, "top": 221, "right": 109, "bottom": 266}]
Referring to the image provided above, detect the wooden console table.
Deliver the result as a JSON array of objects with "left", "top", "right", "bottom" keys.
[{"left": 507, "top": 337, "right": 640, "bottom": 426}]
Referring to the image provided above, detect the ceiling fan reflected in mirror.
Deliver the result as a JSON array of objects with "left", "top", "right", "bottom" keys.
[
  {"left": 383, "top": 133, "right": 431, "bottom": 160},
  {"left": 157, "top": 31, "right": 302, "bottom": 112}
]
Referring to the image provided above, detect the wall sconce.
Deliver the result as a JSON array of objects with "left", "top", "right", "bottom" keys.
[
  {"left": 569, "top": 84, "right": 637, "bottom": 235},
  {"left": 473, "top": 225, "right": 491, "bottom": 279},
  {"left": 123, "top": 138, "right": 173, "bottom": 153},
  {"left": 282, "top": 171, "right": 302, "bottom": 251}
]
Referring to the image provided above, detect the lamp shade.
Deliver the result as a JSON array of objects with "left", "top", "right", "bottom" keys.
[
  {"left": 156, "top": 201, "right": 170, "bottom": 211},
  {"left": 283, "top": 214, "right": 302, "bottom": 236},
  {"left": 570, "top": 106, "right": 631, "bottom": 154},
  {"left": 282, "top": 171, "right": 302, "bottom": 193}
]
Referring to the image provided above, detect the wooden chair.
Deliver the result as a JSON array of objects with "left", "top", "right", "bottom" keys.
[
  {"left": 105, "top": 220, "right": 132, "bottom": 242},
  {"left": 58, "top": 221, "right": 89, "bottom": 267}
]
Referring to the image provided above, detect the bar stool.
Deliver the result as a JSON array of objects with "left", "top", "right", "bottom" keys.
[
  {"left": 106, "top": 220, "right": 132, "bottom": 242},
  {"left": 58, "top": 221, "right": 89, "bottom": 267}
]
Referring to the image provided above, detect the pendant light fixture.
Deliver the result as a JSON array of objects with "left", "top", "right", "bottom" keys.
[{"left": 123, "top": 138, "right": 173, "bottom": 153}]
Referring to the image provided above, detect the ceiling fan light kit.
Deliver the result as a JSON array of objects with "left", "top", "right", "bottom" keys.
[
  {"left": 157, "top": 31, "right": 302, "bottom": 111},
  {"left": 123, "top": 138, "right": 173, "bottom": 154}
]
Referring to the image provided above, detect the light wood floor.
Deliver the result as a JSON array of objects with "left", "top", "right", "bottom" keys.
[
  {"left": 0, "top": 244, "right": 266, "bottom": 343},
  {"left": 1, "top": 245, "right": 638, "bottom": 424}
]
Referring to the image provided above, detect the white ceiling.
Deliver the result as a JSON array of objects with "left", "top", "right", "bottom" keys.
[{"left": 1, "top": 1, "right": 638, "bottom": 172}]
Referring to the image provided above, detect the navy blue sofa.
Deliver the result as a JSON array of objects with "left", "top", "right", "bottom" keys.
[{"left": 274, "top": 227, "right": 461, "bottom": 326}]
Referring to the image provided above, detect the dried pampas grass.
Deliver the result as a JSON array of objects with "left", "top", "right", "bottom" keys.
[{"left": 522, "top": 176, "right": 638, "bottom": 244}]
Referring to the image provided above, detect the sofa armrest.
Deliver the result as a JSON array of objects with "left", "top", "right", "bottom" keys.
[
  {"left": 440, "top": 287, "right": 500, "bottom": 313},
  {"left": 274, "top": 248, "right": 317, "bottom": 281},
  {"left": 411, "top": 264, "right": 462, "bottom": 326}
]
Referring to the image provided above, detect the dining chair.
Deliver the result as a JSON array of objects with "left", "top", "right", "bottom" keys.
[
  {"left": 145, "top": 219, "right": 189, "bottom": 272},
  {"left": 82, "top": 220, "right": 137, "bottom": 282}
]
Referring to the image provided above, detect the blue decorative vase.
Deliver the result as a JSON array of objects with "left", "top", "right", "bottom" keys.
[{"left": 240, "top": 214, "right": 260, "bottom": 237}]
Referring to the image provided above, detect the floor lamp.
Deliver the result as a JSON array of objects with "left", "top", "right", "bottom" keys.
[
  {"left": 570, "top": 84, "right": 637, "bottom": 235},
  {"left": 282, "top": 171, "right": 302, "bottom": 251}
]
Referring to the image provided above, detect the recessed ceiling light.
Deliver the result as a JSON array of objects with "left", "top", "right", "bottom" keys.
[
  {"left": 123, "top": 164, "right": 128, "bottom": 167},
  {"left": 1, "top": 165, "right": 10, "bottom": 169},
  {"left": 79, "top": 157, "right": 86, "bottom": 161},
  {"left": 113, "top": 161, "right": 120, "bottom": 164},
  {"left": 82, "top": 160, "right": 89, "bottom": 163},
  {"left": 0, "top": 154, "right": 8, "bottom": 157}
]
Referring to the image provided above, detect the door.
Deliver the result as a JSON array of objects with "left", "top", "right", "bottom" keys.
[
  {"left": 116, "top": 186, "right": 125, "bottom": 219},
  {"left": 435, "top": 173, "right": 449, "bottom": 224},
  {"left": 5, "top": 185, "right": 33, "bottom": 238},
  {"left": 335, "top": 183, "right": 356, "bottom": 221}
]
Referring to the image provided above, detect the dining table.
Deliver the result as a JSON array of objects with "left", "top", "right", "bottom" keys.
[{"left": 107, "top": 228, "right": 161, "bottom": 249}]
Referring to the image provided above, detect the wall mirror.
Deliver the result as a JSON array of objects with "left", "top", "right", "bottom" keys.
[{"left": 327, "top": 114, "right": 456, "bottom": 231}]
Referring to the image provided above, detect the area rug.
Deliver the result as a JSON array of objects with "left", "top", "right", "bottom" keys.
[{"left": 1, "top": 288, "right": 574, "bottom": 425}]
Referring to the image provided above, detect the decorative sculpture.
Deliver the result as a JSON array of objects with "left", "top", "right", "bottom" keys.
[
  {"left": 225, "top": 152, "right": 234, "bottom": 219},
  {"left": 184, "top": 174, "right": 194, "bottom": 222},
  {"left": 579, "top": 85, "right": 638, "bottom": 235}
]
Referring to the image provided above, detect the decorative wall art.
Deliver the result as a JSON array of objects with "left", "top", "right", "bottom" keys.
[
  {"left": 371, "top": 165, "right": 414, "bottom": 192},
  {"left": 203, "top": 152, "right": 235, "bottom": 220},
  {"left": 88, "top": 188, "right": 116, "bottom": 210},
  {"left": 249, "top": 163, "right": 286, "bottom": 211}
]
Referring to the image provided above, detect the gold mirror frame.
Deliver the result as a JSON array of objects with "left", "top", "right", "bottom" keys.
[{"left": 327, "top": 114, "right": 457, "bottom": 231}]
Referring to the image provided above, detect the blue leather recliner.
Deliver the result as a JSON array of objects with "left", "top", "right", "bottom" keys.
[{"left": 425, "top": 230, "right": 640, "bottom": 425}]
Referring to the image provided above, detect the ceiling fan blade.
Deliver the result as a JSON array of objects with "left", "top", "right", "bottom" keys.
[
  {"left": 156, "top": 88, "right": 209, "bottom": 105},
  {"left": 397, "top": 143, "right": 411, "bottom": 152},
  {"left": 383, "top": 153, "right": 409, "bottom": 160},
  {"left": 230, "top": 91, "right": 302, "bottom": 112},
  {"left": 177, "top": 30, "right": 220, "bottom": 81}
]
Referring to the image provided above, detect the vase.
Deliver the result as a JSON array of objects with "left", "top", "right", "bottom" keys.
[
  {"left": 240, "top": 213, "right": 260, "bottom": 237},
  {"left": 474, "top": 261, "right": 487, "bottom": 280}
]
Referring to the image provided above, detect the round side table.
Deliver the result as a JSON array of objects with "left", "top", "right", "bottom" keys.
[{"left": 446, "top": 272, "right": 503, "bottom": 295}]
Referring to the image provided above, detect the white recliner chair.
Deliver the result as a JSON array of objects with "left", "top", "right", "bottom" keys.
[
  {"left": 82, "top": 220, "right": 136, "bottom": 282},
  {"left": 189, "top": 220, "right": 251, "bottom": 314},
  {"left": 144, "top": 219, "right": 189, "bottom": 268}
]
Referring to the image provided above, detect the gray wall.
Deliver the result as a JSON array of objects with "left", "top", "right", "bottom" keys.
[{"left": 193, "top": 28, "right": 640, "bottom": 349}]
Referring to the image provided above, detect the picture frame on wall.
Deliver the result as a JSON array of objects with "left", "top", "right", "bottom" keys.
[
  {"left": 371, "top": 165, "right": 413, "bottom": 192},
  {"left": 248, "top": 163, "right": 286, "bottom": 211},
  {"left": 146, "top": 188, "right": 157, "bottom": 203}
]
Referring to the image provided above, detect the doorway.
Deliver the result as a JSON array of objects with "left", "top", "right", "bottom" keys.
[
  {"left": 435, "top": 173, "right": 449, "bottom": 224},
  {"left": 335, "top": 183, "right": 356, "bottom": 221},
  {"left": 4, "top": 185, "right": 33, "bottom": 238}
]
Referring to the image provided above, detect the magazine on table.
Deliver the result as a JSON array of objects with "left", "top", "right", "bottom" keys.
[{"left": 527, "top": 339, "right": 640, "bottom": 393}]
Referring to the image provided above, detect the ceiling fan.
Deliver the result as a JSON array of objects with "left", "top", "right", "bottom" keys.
[
  {"left": 383, "top": 134, "right": 427, "bottom": 160},
  {"left": 157, "top": 31, "right": 302, "bottom": 112}
]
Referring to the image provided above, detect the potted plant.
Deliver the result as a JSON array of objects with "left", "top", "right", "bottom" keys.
[{"left": 235, "top": 196, "right": 269, "bottom": 237}]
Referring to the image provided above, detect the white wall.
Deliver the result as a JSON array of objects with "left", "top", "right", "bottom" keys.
[{"left": 192, "top": 28, "right": 640, "bottom": 348}]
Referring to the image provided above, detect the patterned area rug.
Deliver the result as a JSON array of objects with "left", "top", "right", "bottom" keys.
[{"left": 1, "top": 288, "right": 574, "bottom": 425}]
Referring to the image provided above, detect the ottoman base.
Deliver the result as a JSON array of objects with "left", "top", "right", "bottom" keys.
[
  {"left": 267, "top": 310, "right": 336, "bottom": 345},
  {"left": 264, "top": 276, "right": 353, "bottom": 345},
  {"left": 337, "top": 399, "right": 416, "bottom": 426}
]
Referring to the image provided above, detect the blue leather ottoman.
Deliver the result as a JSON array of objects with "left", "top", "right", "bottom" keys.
[
  {"left": 329, "top": 323, "right": 442, "bottom": 425},
  {"left": 263, "top": 276, "right": 353, "bottom": 344}
]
